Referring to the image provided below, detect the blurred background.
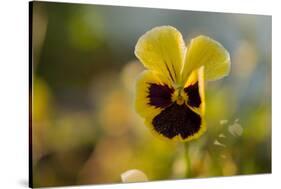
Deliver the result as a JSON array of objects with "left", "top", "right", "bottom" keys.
[{"left": 31, "top": 1, "right": 271, "bottom": 187}]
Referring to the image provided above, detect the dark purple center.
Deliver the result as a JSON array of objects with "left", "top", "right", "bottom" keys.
[
  {"left": 152, "top": 103, "right": 201, "bottom": 139},
  {"left": 184, "top": 82, "right": 201, "bottom": 107},
  {"left": 147, "top": 83, "right": 174, "bottom": 108},
  {"left": 146, "top": 82, "right": 202, "bottom": 139}
]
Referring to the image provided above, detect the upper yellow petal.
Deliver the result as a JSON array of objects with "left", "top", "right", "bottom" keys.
[
  {"left": 135, "top": 26, "right": 185, "bottom": 85},
  {"left": 181, "top": 35, "right": 230, "bottom": 83}
]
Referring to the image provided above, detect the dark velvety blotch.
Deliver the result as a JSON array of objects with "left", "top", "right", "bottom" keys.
[
  {"left": 152, "top": 103, "right": 201, "bottom": 139},
  {"left": 147, "top": 83, "right": 174, "bottom": 108},
  {"left": 184, "top": 82, "right": 201, "bottom": 107}
]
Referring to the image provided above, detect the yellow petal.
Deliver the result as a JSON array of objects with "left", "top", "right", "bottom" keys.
[
  {"left": 135, "top": 70, "right": 173, "bottom": 140},
  {"left": 181, "top": 35, "right": 230, "bottom": 82},
  {"left": 135, "top": 26, "right": 185, "bottom": 85},
  {"left": 184, "top": 67, "right": 206, "bottom": 116},
  {"left": 135, "top": 70, "right": 171, "bottom": 120}
]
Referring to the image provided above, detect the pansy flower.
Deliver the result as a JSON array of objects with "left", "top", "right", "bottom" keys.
[{"left": 135, "top": 26, "right": 230, "bottom": 142}]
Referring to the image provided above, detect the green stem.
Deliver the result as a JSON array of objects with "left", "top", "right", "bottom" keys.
[{"left": 184, "top": 142, "right": 192, "bottom": 178}]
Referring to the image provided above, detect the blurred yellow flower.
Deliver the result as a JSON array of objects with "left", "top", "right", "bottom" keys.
[{"left": 134, "top": 26, "right": 230, "bottom": 142}]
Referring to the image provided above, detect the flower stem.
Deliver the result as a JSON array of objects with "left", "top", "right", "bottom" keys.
[{"left": 184, "top": 142, "right": 192, "bottom": 178}]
